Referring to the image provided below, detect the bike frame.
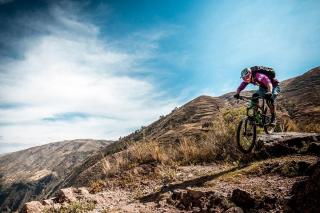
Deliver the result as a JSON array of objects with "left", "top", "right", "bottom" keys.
[{"left": 242, "top": 97, "right": 268, "bottom": 127}]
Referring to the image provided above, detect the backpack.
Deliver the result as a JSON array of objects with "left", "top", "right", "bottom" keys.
[{"left": 251, "top": 66, "right": 276, "bottom": 79}]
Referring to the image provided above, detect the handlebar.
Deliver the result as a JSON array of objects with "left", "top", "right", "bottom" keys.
[
  {"left": 236, "top": 95, "right": 262, "bottom": 102},
  {"left": 238, "top": 96, "right": 252, "bottom": 100}
]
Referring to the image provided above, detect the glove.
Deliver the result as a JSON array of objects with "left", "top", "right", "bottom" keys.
[
  {"left": 234, "top": 93, "right": 240, "bottom": 99},
  {"left": 265, "top": 92, "right": 272, "bottom": 100}
]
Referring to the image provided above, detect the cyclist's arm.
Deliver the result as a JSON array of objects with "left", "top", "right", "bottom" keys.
[
  {"left": 236, "top": 82, "right": 248, "bottom": 94},
  {"left": 266, "top": 82, "right": 273, "bottom": 93}
]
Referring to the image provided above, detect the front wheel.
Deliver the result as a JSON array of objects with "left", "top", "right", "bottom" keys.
[{"left": 236, "top": 118, "right": 256, "bottom": 153}]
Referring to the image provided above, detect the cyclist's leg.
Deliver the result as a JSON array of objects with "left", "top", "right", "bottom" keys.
[
  {"left": 250, "top": 92, "right": 260, "bottom": 109},
  {"left": 257, "top": 87, "right": 276, "bottom": 124},
  {"left": 272, "top": 85, "right": 280, "bottom": 99},
  {"left": 250, "top": 87, "right": 265, "bottom": 111},
  {"left": 264, "top": 85, "right": 280, "bottom": 125},
  {"left": 266, "top": 97, "right": 276, "bottom": 124},
  {"left": 268, "top": 85, "right": 280, "bottom": 124}
]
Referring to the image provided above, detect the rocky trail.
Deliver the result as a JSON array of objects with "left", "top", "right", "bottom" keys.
[{"left": 21, "top": 132, "right": 320, "bottom": 213}]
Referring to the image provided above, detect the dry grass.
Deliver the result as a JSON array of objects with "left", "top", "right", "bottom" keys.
[
  {"left": 204, "top": 107, "right": 245, "bottom": 161},
  {"left": 276, "top": 115, "right": 299, "bottom": 132},
  {"left": 128, "top": 140, "right": 170, "bottom": 164},
  {"left": 89, "top": 179, "right": 106, "bottom": 194},
  {"left": 44, "top": 201, "right": 95, "bottom": 213},
  {"left": 299, "top": 123, "right": 320, "bottom": 133},
  {"left": 98, "top": 107, "right": 246, "bottom": 179},
  {"left": 174, "top": 107, "right": 245, "bottom": 164},
  {"left": 98, "top": 107, "right": 312, "bottom": 181}
]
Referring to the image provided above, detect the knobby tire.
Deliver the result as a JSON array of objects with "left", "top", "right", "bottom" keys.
[{"left": 237, "top": 118, "right": 256, "bottom": 153}]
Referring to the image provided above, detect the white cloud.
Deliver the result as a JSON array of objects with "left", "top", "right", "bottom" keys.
[{"left": 0, "top": 4, "right": 181, "bottom": 153}]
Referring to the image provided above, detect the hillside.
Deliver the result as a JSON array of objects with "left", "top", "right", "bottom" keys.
[
  {"left": 120, "top": 66, "right": 320, "bottom": 145},
  {"left": 1, "top": 67, "right": 320, "bottom": 212},
  {"left": 277, "top": 66, "right": 320, "bottom": 129},
  {"left": 57, "top": 67, "right": 320, "bottom": 190},
  {"left": 0, "top": 139, "right": 112, "bottom": 211}
]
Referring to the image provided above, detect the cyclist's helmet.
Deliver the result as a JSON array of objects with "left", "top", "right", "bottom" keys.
[{"left": 241, "top": 68, "right": 251, "bottom": 79}]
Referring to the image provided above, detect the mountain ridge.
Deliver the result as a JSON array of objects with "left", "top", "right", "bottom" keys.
[{"left": 0, "top": 139, "right": 113, "bottom": 211}]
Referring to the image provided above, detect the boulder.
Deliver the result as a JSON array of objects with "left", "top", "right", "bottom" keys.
[
  {"left": 55, "top": 187, "right": 77, "bottom": 203},
  {"left": 307, "top": 142, "right": 320, "bottom": 156},
  {"left": 187, "top": 189, "right": 205, "bottom": 199},
  {"left": 21, "top": 201, "right": 45, "bottom": 213},
  {"left": 288, "top": 160, "right": 320, "bottom": 212},
  {"left": 231, "top": 189, "right": 255, "bottom": 209},
  {"left": 41, "top": 198, "right": 54, "bottom": 206}
]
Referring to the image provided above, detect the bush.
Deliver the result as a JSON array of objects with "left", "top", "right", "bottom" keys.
[
  {"left": 89, "top": 179, "right": 106, "bottom": 194},
  {"left": 128, "top": 140, "right": 169, "bottom": 164}
]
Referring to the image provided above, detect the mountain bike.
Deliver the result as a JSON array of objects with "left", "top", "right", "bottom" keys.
[{"left": 236, "top": 96, "right": 276, "bottom": 153}]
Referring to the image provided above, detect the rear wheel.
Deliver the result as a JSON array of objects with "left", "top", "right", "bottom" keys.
[{"left": 237, "top": 118, "right": 256, "bottom": 153}]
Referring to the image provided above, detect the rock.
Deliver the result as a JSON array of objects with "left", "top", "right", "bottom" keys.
[
  {"left": 224, "top": 206, "right": 244, "bottom": 213},
  {"left": 41, "top": 198, "right": 54, "bottom": 206},
  {"left": 187, "top": 189, "right": 205, "bottom": 199},
  {"left": 0, "top": 206, "right": 11, "bottom": 213},
  {"left": 192, "top": 207, "right": 201, "bottom": 212},
  {"left": 56, "top": 187, "right": 77, "bottom": 203},
  {"left": 307, "top": 142, "right": 320, "bottom": 156},
  {"left": 243, "top": 133, "right": 320, "bottom": 163},
  {"left": 297, "top": 161, "right": 311, "bottom": 175},
  {"left": 158, "top": 192, "right": 173, "bottom": 207},
  {"left": 77, "top": 187, "right": 90, "bottom": 196},
  {"left": 288, "top": 160, "right": 320, "bottom": 212},
  {"left": 172, "top": 189, "right": 234, "bottom": 212},
  {"left": 22, "top": 201, "right": 45, "bottom": 213},
  {"left": 219, "top": 196, "right": 234, "bottom": 210},
  {"left": 172, "top": 189, "right": 185, "bottom": 200},
  {"left": 231, "top": 189, "right": 255, "bottom": 209}
]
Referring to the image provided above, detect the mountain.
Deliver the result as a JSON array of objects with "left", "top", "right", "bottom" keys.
[
  {"left": 43, "top": 67, "right": 319, "bottom": 196},
  {"left": 0, "top": 139, "right": 112, "bottom": 211},
  {"left": 122, "top": 66, "right": 320, "bottom": 144},
  {"left": 1, "top": 67, "right": 320, "bottom": 212},
  {"left": 54, "top": 67, "right": 320, "bottom": 190},
  {"left": 278, "top": 66, "right": 320, "bottom": 130}
]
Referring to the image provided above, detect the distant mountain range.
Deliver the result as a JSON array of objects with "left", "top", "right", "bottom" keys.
[{"left": 0, "top": 139, "right": 112, "bottom": 211}]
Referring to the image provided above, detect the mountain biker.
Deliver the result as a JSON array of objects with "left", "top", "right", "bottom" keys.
[{"left": 234, "top": 66, "right": 280, "bottom": 125}]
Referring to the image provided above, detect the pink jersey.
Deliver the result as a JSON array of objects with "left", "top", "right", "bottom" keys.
[{"left": 237, "top": 73, "right": 279, "bottom": 93}]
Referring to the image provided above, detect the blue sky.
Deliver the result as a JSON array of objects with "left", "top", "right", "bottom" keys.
[{"left": 0, "top": 0, "right": 319, "bottom": 153}]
